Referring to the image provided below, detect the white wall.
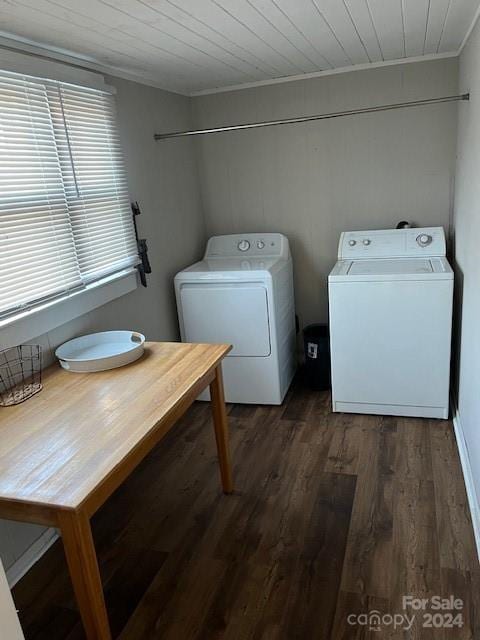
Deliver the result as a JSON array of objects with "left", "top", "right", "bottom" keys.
[
  {"left": 0, "top": 560, "right": 24, "bottom": 639},
  {"left": 193, "top": 58, "right": 459, "bottom": 327},
  {"left": 452, "top": 17, "right": 480, "bottom": 536},
  {"left": 0, "top": 74, "right": 206, "bottom": 581}
]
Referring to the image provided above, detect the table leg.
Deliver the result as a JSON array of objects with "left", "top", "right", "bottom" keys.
[
  {"left": 209, "top": 364, "right": 234, "bottom": 494},
  {"left": 57, "top": 510, "right": 111, "bottom": 640}
]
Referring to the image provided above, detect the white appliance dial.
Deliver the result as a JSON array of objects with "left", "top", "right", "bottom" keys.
[
  {"left": 257, "top": 240, "right": 265, "bottom": 249},
  {"left": 416, "top": 234, "right": 432, "bottom": 247},
  {"left": 238, "top": 239, "right": 250, "bottom": 252},
  {"left": 349, "top": 240, "right": 356, "bottom": 246},
  {"left": 363, "top": 239, "right": 371, "bottom": 246}
]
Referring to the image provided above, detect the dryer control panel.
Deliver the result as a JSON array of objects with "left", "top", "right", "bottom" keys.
[
  {"left": 205, "top": 233, "right": 290, "bottom": 259},
  {"left": 338, "top": 227, "right": 446, "bottom": 260}
]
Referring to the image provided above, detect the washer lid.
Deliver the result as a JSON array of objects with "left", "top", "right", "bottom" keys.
[
  {"left": 329, "top": 256, "right": 453, "bottom": 282},
  {"left": 348, "top": 258, "right": 433, "bottom": 276}
]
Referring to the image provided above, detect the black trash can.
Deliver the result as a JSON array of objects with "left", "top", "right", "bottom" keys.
[{"left": 303, "top": 324, "right": 330, "bottom": 390}]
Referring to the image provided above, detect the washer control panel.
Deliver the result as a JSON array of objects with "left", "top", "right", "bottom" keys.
[
  {"left": 206, "top": 233, "right": 290, "bottom": 259},
  {"left": 237, "top": 239, "right": 250, "bottom": 252},
  {"left": 416, "top": 233, "right": 432, "bottom": 247},
  {"left": 339, "top": 227, "right": 446, "bottom": 259}
]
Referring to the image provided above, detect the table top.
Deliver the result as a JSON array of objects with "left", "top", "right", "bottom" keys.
[{"left": 0, "top": 342, "right": 230, "bottom": 512}]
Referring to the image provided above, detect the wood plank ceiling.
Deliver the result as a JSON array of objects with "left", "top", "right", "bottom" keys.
[{"left": 0, "top": 0, "right": 478, "bottom": 95}]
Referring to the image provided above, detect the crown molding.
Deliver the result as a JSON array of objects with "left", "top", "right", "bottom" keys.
[{"left": 189, "top": 52, "right": 459, "bottom": 97}]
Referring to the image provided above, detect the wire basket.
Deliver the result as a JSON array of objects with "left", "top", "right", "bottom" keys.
[{"left": 0, "top": 345, "right": 43, "bottom": 407}]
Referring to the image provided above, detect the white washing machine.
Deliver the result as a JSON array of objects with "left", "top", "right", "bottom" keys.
[
  {"left": 329, "top": 226, "right": 453, "bottom": 419},
  {"left": 175, "top": 233, "right": 296, "bottom": 404}
]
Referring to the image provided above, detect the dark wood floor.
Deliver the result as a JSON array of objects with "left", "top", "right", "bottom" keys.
[{"left": 12, "top": 376, "right": 480, "bottom": 639}]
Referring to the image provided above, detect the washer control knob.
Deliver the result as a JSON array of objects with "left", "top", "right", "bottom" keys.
[
  {"left": 257, "top": 240, "right": 265, "bottom": 249},
  {"left": 238, "top": 239, "right": 250, "bottom": 252},
  {"left": 363, "top": 239, "right": 371, "bottom": 246},
  {"left": 416, "top": 234, "right": 432, "bottom": 247},
  {"left": 349, "top": 240, "right": 357, "bottom": 246}
]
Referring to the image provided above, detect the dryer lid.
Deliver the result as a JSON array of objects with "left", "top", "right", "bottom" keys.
[
  {"left": 174, "top": 256, "right": 287, "bottom": 283},
  {"left": 187, "top": 257, "right": 280, "bottom": 272}
]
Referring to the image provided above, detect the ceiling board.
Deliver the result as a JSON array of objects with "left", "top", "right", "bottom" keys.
[
  {"left": 403, "top": 0, "right": 430, "bottom": 57},
  {"left": 439, "top": 0, "right": 480, "bottom": 51},
  {"left": 366, "top": 0, "right": 406, "bottom": 60},
  {"left": 317, "top": 0, "right": 370, "bottom": 64},
  {"left": 0, "top": 0, "right": 477, "bottom": 94},
  {"left": 343, "top": 0, "right": 383, "bottom": 62}
]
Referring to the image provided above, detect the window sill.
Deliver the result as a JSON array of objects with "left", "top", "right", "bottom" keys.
[{"left": 0, "top": 269, "right": 138, "bottom": 350}]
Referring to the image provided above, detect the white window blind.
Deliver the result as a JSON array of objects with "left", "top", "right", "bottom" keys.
[
  {"left": 0, "top": 73, "right": 82, "bottom": 316},
  {"left": 48, "top": 85, "right": 137, "bottom": 283},
  {"left": 0, "top": 70, "right": 138, "bottom": 319}
]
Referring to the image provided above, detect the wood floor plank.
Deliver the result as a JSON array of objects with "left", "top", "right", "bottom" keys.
[
  {"left": 390, "top": 477, "right": 442, "bottom": 640},
  {"left": 278, "top": 472, "right": 357, "bottom": 639},
  {"left": 102, "top": 544, "right": 168, "bottom": 638},
  {"left": 281, "top": 373, "right": 315, "bottom": 422},
  {"left": 197, "top": 559, "right": 283, "bottom": 640},
  {"left": 430, "top": 420, "right": 478, "bottom": 572},
  {"left": 228, "top": 404, "right": 258, "bottom": 420},
  {"left": 324, "top": 414, "right": 363, "bottom": 475},
  {"left": 440, "top": 567, "right": 479, "bottom": 639},
  {"left": 12, "top": 541, "right": 78, "bottom": 625},
  {"left": 339, "top": 415, "right": 397, "bottom": 599},
  {"left": 19, "top": 604, "right": 80, "bottom": 640},
  {"left": 395, "top": 417, "right": 434, "bottom": 481},
  {"left": 10, "top": 387, "right": 480, "bottom": 640}
]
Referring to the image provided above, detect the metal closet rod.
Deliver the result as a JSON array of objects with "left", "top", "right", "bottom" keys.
[{"left": 154, "top": 93, "right": 469, "bottom": 141}]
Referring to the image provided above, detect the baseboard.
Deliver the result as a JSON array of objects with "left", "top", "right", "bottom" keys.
[
  {"left": 6, "top": 528, "right": 58, "bottom": 588},
  {"left": 451, "top": 396, "right": 480, "bottom": 563}
]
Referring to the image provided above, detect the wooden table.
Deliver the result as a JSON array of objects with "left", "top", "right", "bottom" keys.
[{"left": 0, "top": 342, "right": 233, "bottom": 639}]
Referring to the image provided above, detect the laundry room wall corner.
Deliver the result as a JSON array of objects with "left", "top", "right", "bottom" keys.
[{"left": 452, "top": 11, "right": 480, "bottom": 562}]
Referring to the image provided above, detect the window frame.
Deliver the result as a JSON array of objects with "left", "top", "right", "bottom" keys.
[
  {"left": 0, "top": 267, "right": 137, "bottom": 350},
  {"left": 0, "top": 70, "right": 139, "bottom": 346}
]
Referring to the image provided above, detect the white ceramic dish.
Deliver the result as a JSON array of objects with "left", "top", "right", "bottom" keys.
[{"left": 55, "top": 331, "right": 145, "bottom": 372}]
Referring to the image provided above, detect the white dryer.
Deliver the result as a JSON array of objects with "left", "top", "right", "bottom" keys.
[
  {"left": 175, "top": 233, "right": 296, "bottom": 404},
  {"left": 329, "top": 227, "right": 453, "bottom": 419}
]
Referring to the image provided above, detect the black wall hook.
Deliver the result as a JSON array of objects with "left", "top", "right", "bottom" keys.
[{"left": 131, "top": 201, "right": 152, "bottom": 287}]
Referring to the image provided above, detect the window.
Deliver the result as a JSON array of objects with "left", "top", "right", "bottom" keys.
[{"left": 0, "top": 70, "right": 138, "bottom": 319}]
